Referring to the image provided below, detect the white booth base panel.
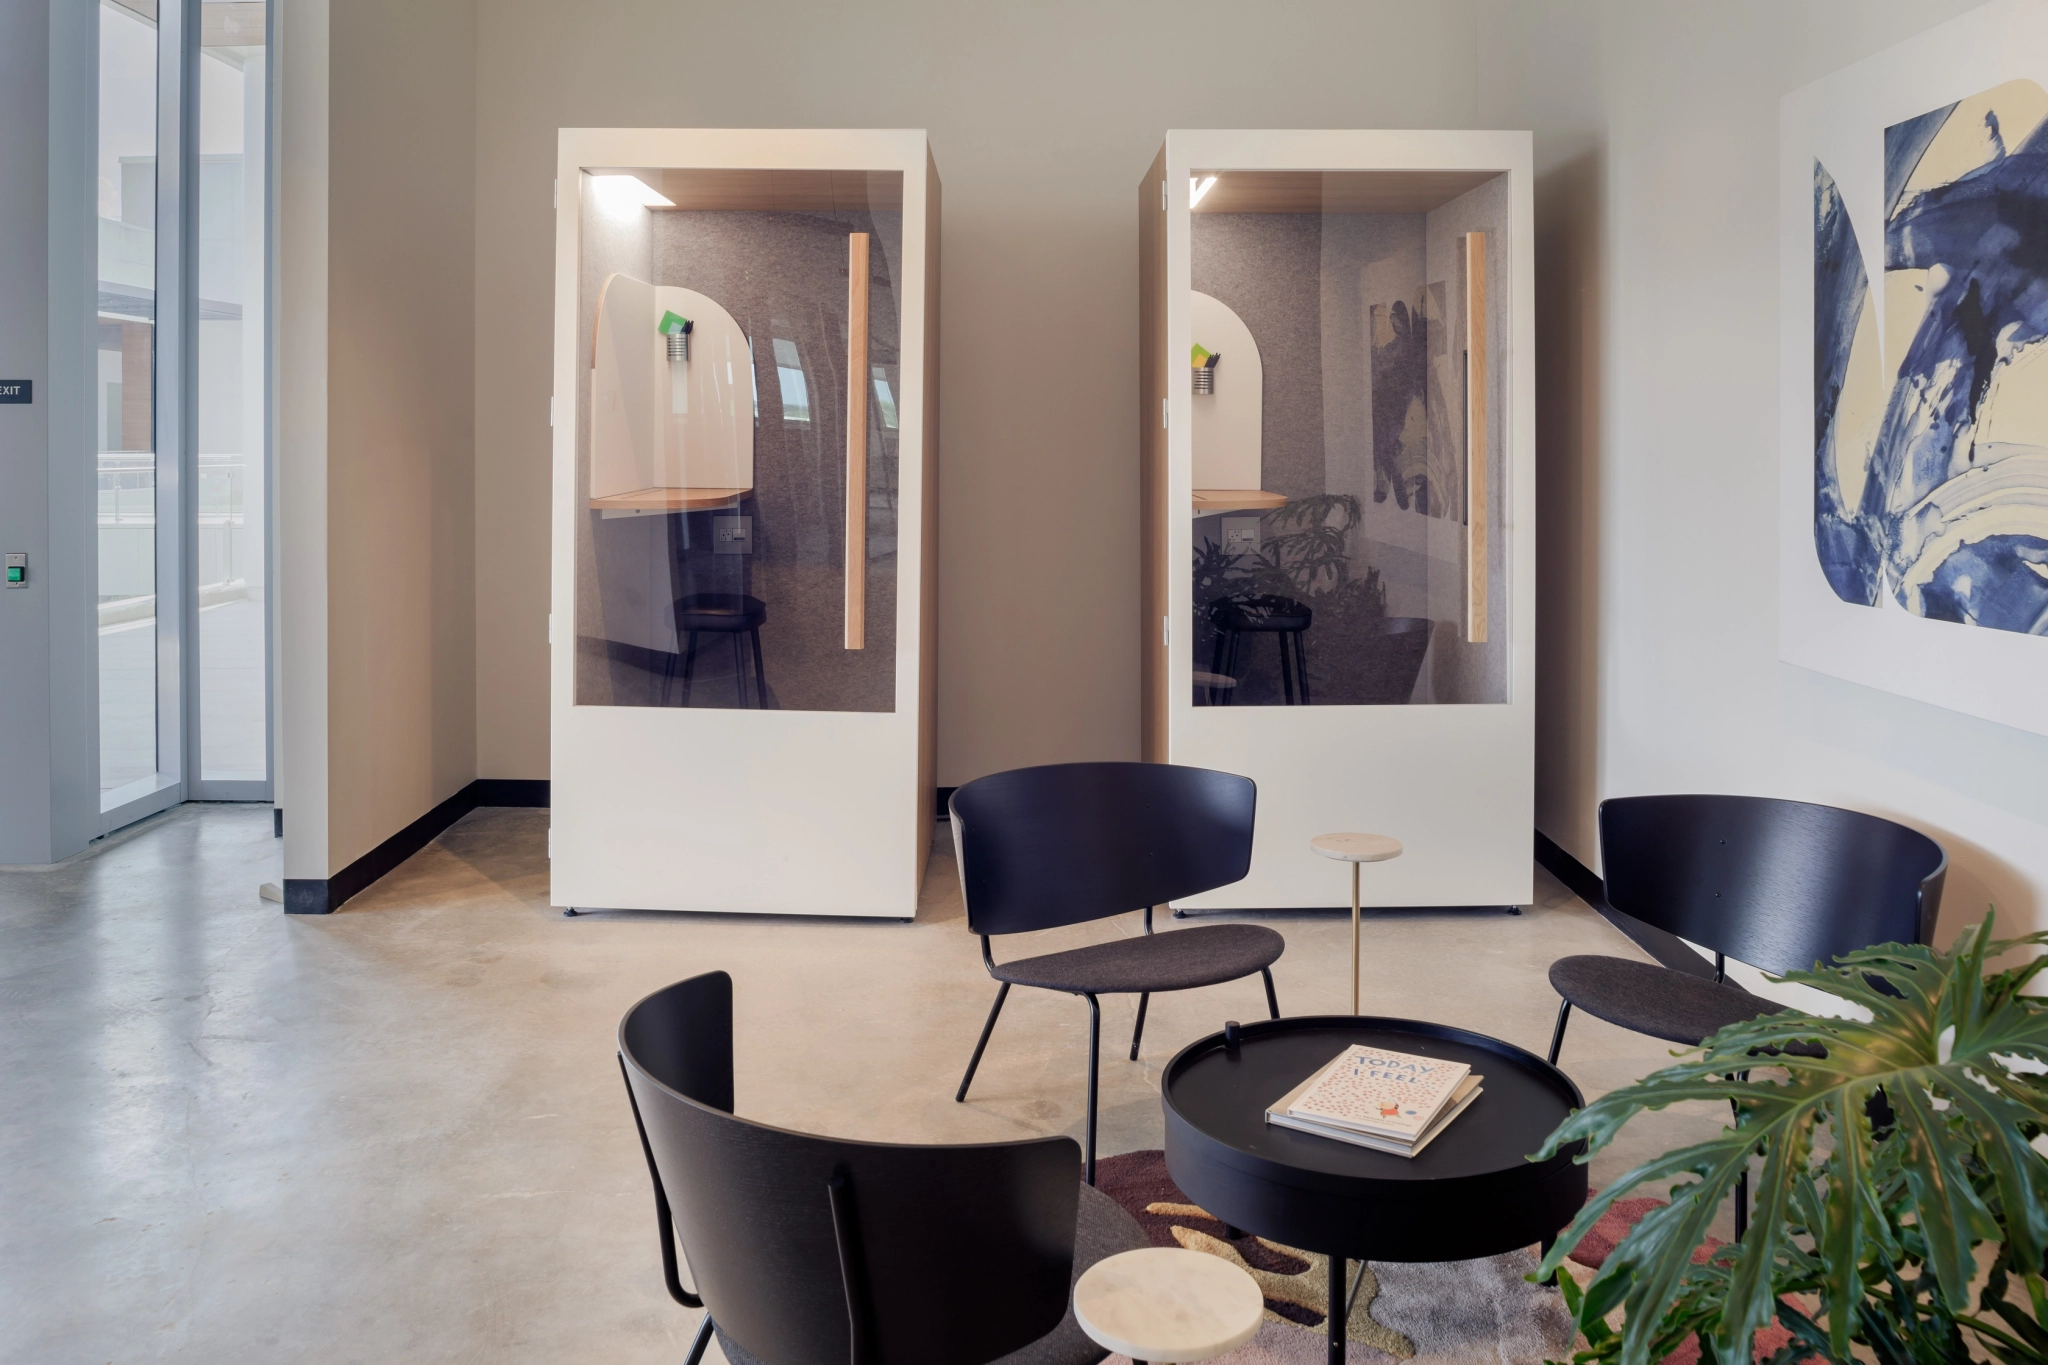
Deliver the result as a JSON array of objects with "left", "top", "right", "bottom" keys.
[
  {"left": 550, "top": 707, "right": 923, "bottom": 917},
  {"left": 1169, "top": 704, "right": 1532, "bottom": 912}
]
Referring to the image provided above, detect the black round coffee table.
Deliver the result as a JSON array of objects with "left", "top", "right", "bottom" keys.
[{"left": 1162, "top": 1016, "right": 1587, "bottom": 1365}]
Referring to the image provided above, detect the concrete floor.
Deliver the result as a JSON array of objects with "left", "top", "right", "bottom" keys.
[{"left": 0, "top": 804, "right": 1736, "bottom": 1363}]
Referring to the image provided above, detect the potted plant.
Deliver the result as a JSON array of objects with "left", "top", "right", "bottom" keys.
[{"left": 1535, "top": 916, "right": 2048, "bottom": 1365}]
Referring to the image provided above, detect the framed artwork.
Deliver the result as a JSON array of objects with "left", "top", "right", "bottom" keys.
[{"left": 1780, "top": 0, "right": 2048, "bottom": 735}]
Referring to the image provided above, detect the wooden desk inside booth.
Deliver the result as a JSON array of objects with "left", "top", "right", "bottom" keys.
[
  {"left": 589, "top": 487, "right": 750, "bottom": 513},
  {"left": 1192, "top": 490, "right": 1287, "bottom": 514}
]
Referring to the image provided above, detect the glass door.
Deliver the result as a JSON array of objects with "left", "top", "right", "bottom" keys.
[
  {"left": 573, "top": 167, "right": 903, "bottom": 714},
  {"left": 193, "top": 0, "right": 268, "bottom": 797},
  {"left": 94, "top": 0, "right": 272, "bottom": 826},
  {"left": 95, "top": 0, "right": 168, "bottom": 816}
]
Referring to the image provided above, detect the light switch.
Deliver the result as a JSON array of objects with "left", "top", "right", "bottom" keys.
[
  {"left": 713, "top": 516, "right": 752, "bottom": 555},
  {"left": 1220, "top": 518, "right": 1260, "bottom": 557},
  {"left": 4, "top": 552, "right": 24, "bottom": 588}
]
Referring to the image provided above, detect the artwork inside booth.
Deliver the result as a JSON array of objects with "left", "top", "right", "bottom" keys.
[
  {"left": 1189, "top": 178, "right": 1508, "bottom": 708},
  {"left": 573, "top": 173, "right": 904, "bottom": 712},
  {"left": 1813, "top": 79, "right": 2048, "bottom": 636}
]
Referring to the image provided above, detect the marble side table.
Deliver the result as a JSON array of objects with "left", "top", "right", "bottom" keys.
[
  {"left": 1072, "top": 1246, "right": 1265, "bottom": 1365},
  {"left": 1309, "top": 833, "right": 1402, "bottom": 1014}
]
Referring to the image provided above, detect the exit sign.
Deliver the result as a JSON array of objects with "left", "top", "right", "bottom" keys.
[{"left": 0, "top": 381, "right": 29, "bottom": 403}]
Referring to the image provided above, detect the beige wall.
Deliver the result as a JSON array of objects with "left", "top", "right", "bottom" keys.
[
  {"left": 280, "top": 0, "right": 478, "bottom": 877},
  {"left": 470, "top": 0, "right": 1606, "bottom": 785}
]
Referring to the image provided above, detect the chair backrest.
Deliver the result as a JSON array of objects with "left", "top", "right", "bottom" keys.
[
  {"left": 1598, "top": 795, "right": 1948, "bottom": 975},
  {"left": 949, "top": 762, "right": 1256, "bottom": 936},
  {"left": 620, "top": 973, "right": 1081, "bottom": 1365}
]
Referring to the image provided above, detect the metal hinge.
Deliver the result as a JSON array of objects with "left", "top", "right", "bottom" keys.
[
  {"left": 1163, "top": 616, "right": 1171, "bottom": 647},
  {"left": 1161, "top": 397, "right": 1168, "bottom": 429},
  {"left": 548, "top": 613, "right": 556, "bottom": 644},
  {"left": 553, "top": 178, "right": 558, "bottom": 209},
  {"left": 1161, "top": 180, "right": 1167, "bottom": 211},
  {"left": 549, "top": 396, "right": 556, "bottom": 427}
]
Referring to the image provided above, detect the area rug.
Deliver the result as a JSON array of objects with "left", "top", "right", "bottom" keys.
[
  {"left": 1093, "top": 1150, "right": 1576, "bottom": 1364},
  {"left": 1093, "top": 1153, "right": 1809, "bottom": 1365}
]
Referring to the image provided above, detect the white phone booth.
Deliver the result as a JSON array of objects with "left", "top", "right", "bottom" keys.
[
  {"left": 1139, "top": 130, "right": 1535, "bottom": 911},
  {"left": 550, "top": 128, "right": 940, "bottom": 916}
]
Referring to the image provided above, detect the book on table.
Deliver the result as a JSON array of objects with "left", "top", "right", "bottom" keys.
[{"left": 1262, "top": 1044, "right": 1484, "bottom": 1157}]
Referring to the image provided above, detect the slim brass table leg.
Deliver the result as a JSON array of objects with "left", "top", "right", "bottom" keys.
[{"left": 1350, "top": 862, "right": 1361, "bottom": 1015}]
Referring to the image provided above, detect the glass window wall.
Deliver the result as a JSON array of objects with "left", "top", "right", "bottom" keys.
[{"left": 196, "top": 0, "right": 267, "bottom": 784}]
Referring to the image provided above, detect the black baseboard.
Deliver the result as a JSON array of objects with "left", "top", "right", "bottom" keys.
[
  {"left": 1533, "top": 829, "right": 1604, "bottom": 909},
  {"left": 1533, "top": 828, "right": 1714, "bottom": 978},
  {"left": 284, "top": 778, "right": 552, "bottom": 915},
  {"left": 474, "top": 778, "right": 551, "bottom": 807},
  {"left": 936, "top": 786, "right": 956, "bottom": 820}
]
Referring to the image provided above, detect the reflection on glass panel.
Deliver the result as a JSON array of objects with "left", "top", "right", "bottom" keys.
[
  {"left": 197, "top": 0, "right": 267, "bottom": 781},
  {"left": 97, "top": 0, "right": 158, "bottom": 796},
  {"left": 1188, "top": 171, "right": 1509, "bottom": 707},
  {"left": 574, "top": 168, "right": 903, "bottom": 712}
]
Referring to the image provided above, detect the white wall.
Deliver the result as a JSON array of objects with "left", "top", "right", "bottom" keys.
[{"left": 1537, "top": 0, "right": 2045, "bottom": 948}]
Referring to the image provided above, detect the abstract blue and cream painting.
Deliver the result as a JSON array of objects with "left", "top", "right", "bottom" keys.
[{"left": 1813, "top": 79, "right": 2048, "bottom": 635}]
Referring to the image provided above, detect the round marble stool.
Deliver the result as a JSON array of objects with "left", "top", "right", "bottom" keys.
[
  {"left": 1310, "top": 833, "right": 1403, "bottom": 1014},
  {"left": 1073, "top": 1246, "right": 1265, "bottom": 1365}
]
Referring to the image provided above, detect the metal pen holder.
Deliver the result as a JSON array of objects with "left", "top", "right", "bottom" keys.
[
  {"left": 668, "top": 330, "right": 690, "bottom": 362},
  {"left": 1192, "top": 366, "right": 1214, "bottom": 395}
]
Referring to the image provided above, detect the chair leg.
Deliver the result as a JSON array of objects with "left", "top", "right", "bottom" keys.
[
  {"left": 680, "top": 632, "right": 700, "bottom": 706},
  {"left": 1130, "top": 992, "right": 1149, "bottom": 1061},
  {"left": 954, "top": 983, "right": 1010, "bottom": 1103},
  {"left": 1085, "top": 992, "right": 1101, "bottom": 1186},
  {"left": 1294, "top": 630, "right": 1312, "bottom": 705},
  {"left": 730, "top": 632, "right": 747, "bottom": 708},
  {"left": 1209, "top": 628, "right": 1227, "bottom": 706},
  {"left": 1261, "top": 966, "right": 1280, "bottom": 1020},
  {"left": 1223, "top": 634, "right": 1241, "bottom": 705},
  {"left": 1277, "top": 632, "right": 1296, "bottom": 705},
  {"left": 749, "top": 627, "right": 767, "bottom": 708},
  {"left": 1547, "top": 1000, "right": 1572, "bottom": 1066},
  {"left": 684, "top": 1314, "right": 714, "bottom": 1365}
]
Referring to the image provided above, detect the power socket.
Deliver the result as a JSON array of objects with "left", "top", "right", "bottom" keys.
[{"left": 713, "top": 516, "right": 752, "bottom": 555}]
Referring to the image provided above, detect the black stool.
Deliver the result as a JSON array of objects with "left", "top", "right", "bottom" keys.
[
  {"left": 667, "top": 593, "right": 767, "bottom": 708},
  {"left": 1208, "top": 595, "right": 1313, "bottom": 705}
]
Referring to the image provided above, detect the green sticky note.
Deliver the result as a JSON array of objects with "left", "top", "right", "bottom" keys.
[
  {"left": 659, "top": 310, "right": 693, "bottom": 336},
  {"left": 1191, "top": 343, "right": 1212, "bottom": 368}
]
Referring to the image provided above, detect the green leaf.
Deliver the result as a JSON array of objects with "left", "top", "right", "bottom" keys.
[{"left": 1531, "top": 912, "right": 2048, "bottom": 1365}]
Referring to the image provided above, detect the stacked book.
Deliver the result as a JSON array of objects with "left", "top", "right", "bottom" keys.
[{"left": 1264, "top": 1044, "right": 1483, "bottom": 1157}]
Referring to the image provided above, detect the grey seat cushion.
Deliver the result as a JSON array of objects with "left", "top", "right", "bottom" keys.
[
  {"left": 714, "top": 1183, "right": 1147, "bottom": 1365},
  {"left": 1550, "top": 954, "right": 1782, "bottom": 1048},
  {"left": 992, "top": 923, "right": 1284, "bottom": 994}
]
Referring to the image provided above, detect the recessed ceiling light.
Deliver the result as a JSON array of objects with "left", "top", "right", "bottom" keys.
[
  {"left": 1190, "top": 175, "right": 1218, "bottom": 207},
  {"left": 593, "top": 174, "right": 674, "bottom": 208}
]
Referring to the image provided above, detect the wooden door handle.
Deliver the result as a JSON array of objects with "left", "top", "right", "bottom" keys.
[
  {"left": 1463, "top": 230, "right": 1488, "bottom": 645},
  {"left": 845, "top": 232, "right": 870, "bottom": 650}
]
